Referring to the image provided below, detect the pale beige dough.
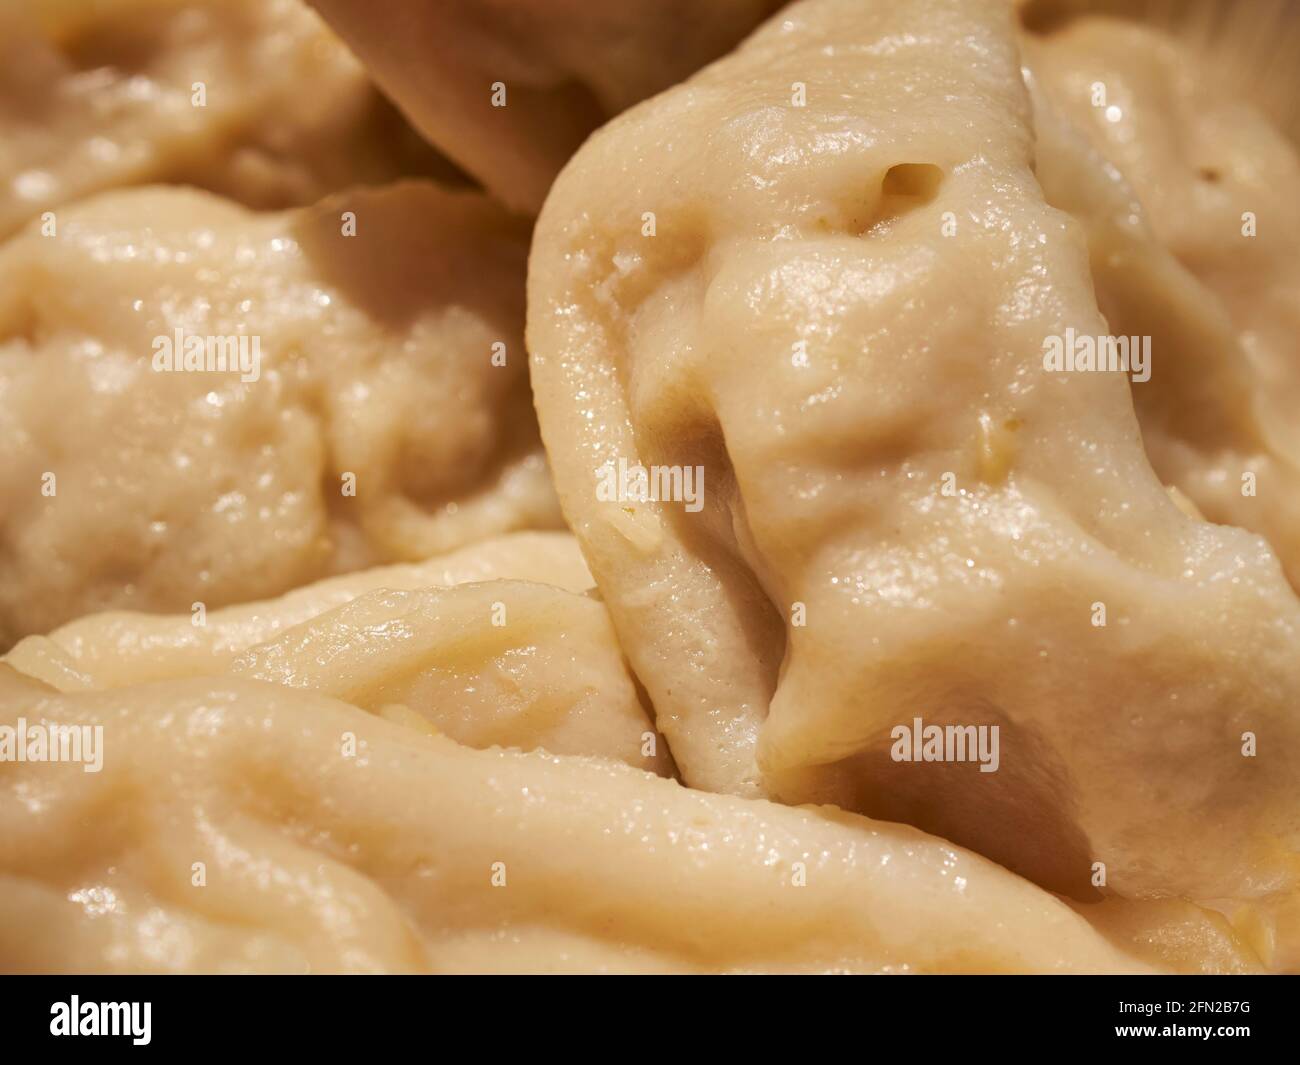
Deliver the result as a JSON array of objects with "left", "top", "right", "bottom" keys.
[
  {"left": 0, "top": 182, "right": 561, "bottom": 646},
  {"left": 6, "top": 533, "right": 1265, "bottom": 973},
  {"left": 0, "top": 0, "right": 460, "bottom": 239},
  {"left": 1, "top": 0, "right": 1296, "bottom": 979},
  {"left": 5, "top": 532, "right": 594, "bottom": 691},
  {"left": 2, "top": 532, "right": 669, "bottom": 775},
  {"left": 1025, "top": 16, "right": 1300, "bottom": 591},
  {"left": 307, "top": 0, "right": 786, "bottom": 213},
  {"left": 0, "top": 663, "right": 1160, "bottom": 973},
  {"left": 527, "top": 0, "right": 1300, "bottom": 968}
]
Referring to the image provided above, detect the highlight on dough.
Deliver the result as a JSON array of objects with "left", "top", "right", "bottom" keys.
[{"left": 0, "top": 0, "right": 1296, "bottom": 979}]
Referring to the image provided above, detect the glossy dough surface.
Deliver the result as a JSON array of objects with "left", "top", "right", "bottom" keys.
[
  {"left": 306, "top": 0, "right": 785, "bottom": 212},
  {"left": 0, "top": 675, "right": 1153, "bottom": 974},
  {"left": 1, "top": 0, "right": 1297, "bottom": 976},
  {"left": 1, "top": 532, "right": 1165, "bottom": 973},
  {"left": 0, "top": 0, "right": 457, "bottom": 239},
  {"left": 529, "top": 0, "right": 1300, "bottom": 962},
  {"left": 1027, "top": 17, "right": 1300, "bottom": 591},
  {"left": 0, "top": 182, "right": 559, "bottom": 645}
]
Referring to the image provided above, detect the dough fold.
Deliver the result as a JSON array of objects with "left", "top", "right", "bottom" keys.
[
  {"left": 0, "top": 0, "right": 458, "bottom": 239},
  {"left": 0, "top": 182, "right": 561, "bottom": 646},
  {"left": 1026, "top": 16, "right": 1300, "bottom": 592},
  {"left": 0, "top": 665, "right": 1154, "bottom": 974},
  {"left": 527, "top": 0, "right": 1300, "bottom": 955},
  {"left": 306, "top": 0, "right": 785, "bottom": 212}
]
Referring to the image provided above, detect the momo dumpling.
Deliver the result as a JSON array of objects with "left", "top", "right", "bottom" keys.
[
  {"left": 0, "top": 665, "right": 1157, "bottom": 974},
  {"left": 0, "top": 0, "right": 456, "bottom": 239},
  {"left": 1024, "top": 16, "right": 1300, "bottom": 592},
  {"left": 0, "top": 182, "right": 559, "bottom": 646},
  {"left": 307, "top": 0, "right": 785, "bottom": 213},
  {"left": 528, "top": 0, "right": 1300, "bottom": 952},
  {"left": 4, "top": 532, "right": 594, "bottom": 691},
  {"left": 226, "top": 580, "right": 671, "bottom": 772},
  {"left": 3, "top": 532, "right": 668, "bottom": 774},
  {"left": 0, "top": 527, "right": 1173, "bottom": 973}
]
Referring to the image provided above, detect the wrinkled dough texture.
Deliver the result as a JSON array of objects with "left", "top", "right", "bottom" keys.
[
  {"left": 1025, "top": 17, "right": 1300, "bottom": 592},
  {"left": 0, "top": 0, "right": 459, "bottom": 239},
  {"left": 4, "top": 532, "right": 669, "bottom": 776},
  {"left": 0, "top": 182, "right": 560, "bottom": 646},
  {"left": 5, "top": 532, "right": 594, "bottom": 691},
  {"left": 528, "top": 0, "right": 1300, "bottom": 960},
  {"left": 0, "top": 661, "right": 1158, "bottom": 974},
  {"left": 0, "top": 540, "right": 1265, "bottom": 974},
  {"left": 307, "top": 0, "right": 785, "bottom": 213},
  {"left": 0, "top": 0, "right": 1294, "bottom": 979}
]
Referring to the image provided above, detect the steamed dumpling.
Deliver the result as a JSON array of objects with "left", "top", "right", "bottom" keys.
[
  {"left": 0, "top": 529, "right": 1162, "bottom": 972},
  {"left": 0, "top": 0, "right": 458, "bottom": 239},
  {"left": 0, "top": 664, "right": 1156, "bottom": 973},
  {"left": 0, "top": 182, "right": 560, "bottom": 646},
  {"left": 1025, "top": 16, "right": 1300, "bottom": 591},
  {"left": 527, "top": 0, "right": 1300, "bottom": 954},
  {"left": 5, "top": 532, "right": 594, "bottom": 690},
  {"left": 4, "top": 532, "right": 668, "bottom": 773},
  {"left": 307, "top": 0, "right": 785, "bottom": 212}
]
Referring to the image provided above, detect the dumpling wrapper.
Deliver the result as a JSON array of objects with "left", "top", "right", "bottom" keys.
[
  {"left": 0, "top": 182, "right": 560, "bottom": 646},
  {"left": 527, "top": 0, "right": 1300, "bottom": 959},
  {"left": 306, "top": 0, "right": 785, "bottom": 213},
  {"left": 4, "top": 532, "right": 592, "bottom": 690},
  {"left": 0, "top": 664, "right": 1159, "bottom": 973},
  {"left": 1025, "top": 16, "right": 1300, "bottom": 591},
  {"left": 4, "top": 530, "right": 668, "bottom": 774},
  {"left": 0, "top": 0, "right": 458, "bottom": 238},
  {"left": 4, "top": 529, "right": 1265, "bottom": 973}
]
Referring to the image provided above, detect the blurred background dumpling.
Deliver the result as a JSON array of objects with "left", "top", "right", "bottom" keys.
[
  {"left": 0, "top": 0, "right": 466, "bottom": 240},
  {"left": 306, "top": 0, "right": 786, "bottom": 213},
  {"left": 1023, "top": 7, "right": 1300, "bottom": 592},
  {"left": 0, "top": 182, "right": 560, "bottom": 647}
]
